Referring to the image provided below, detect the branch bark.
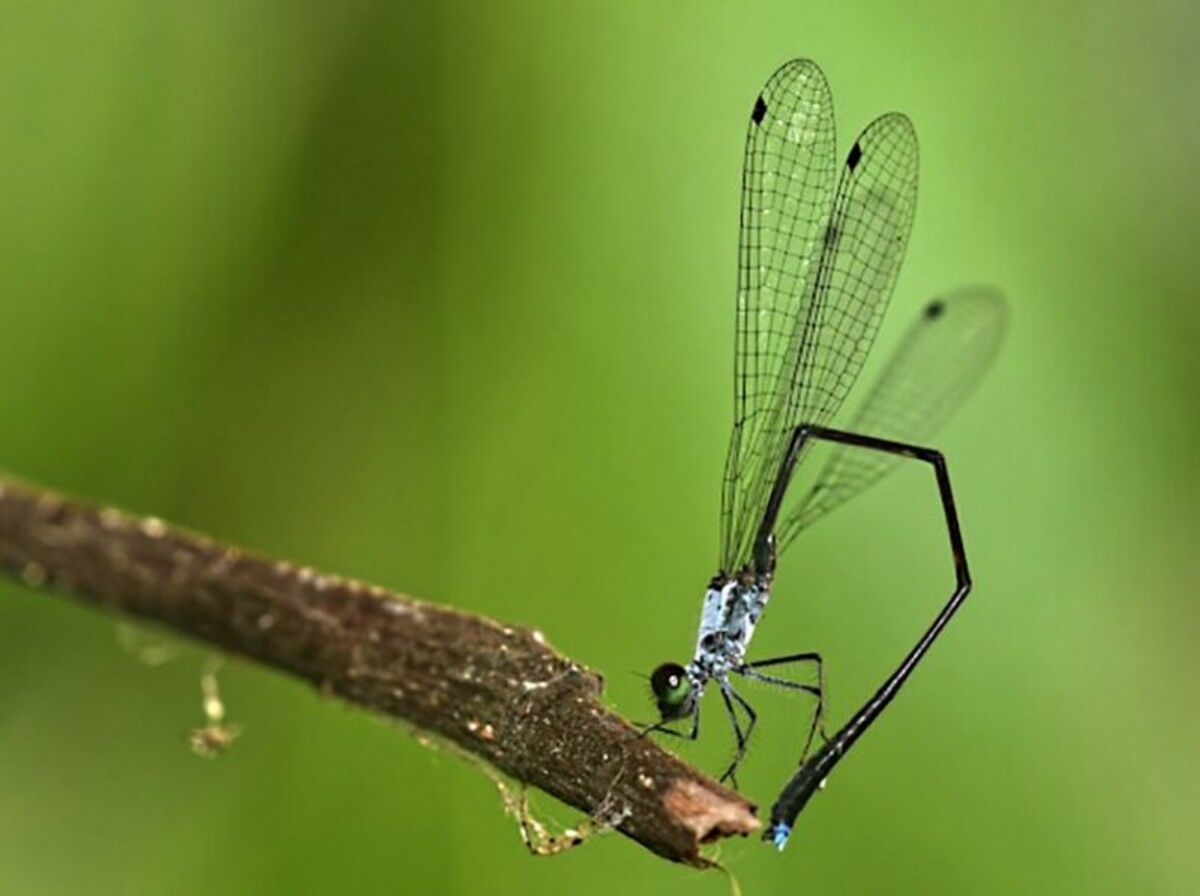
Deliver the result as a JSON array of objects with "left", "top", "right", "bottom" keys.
[{"left": 0, "top": 477, "right": 758, "bottom": 866}]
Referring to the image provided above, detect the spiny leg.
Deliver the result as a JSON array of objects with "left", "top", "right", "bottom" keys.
[
  {"left": 718, "top": 681, "right": 757, "bottom": 787},
  {"left": 634, "top": 702, "right": 700, "bottom": 742},
  {"left": 741, "top": 651, "right": 828, "bottom": 762},
  {"left": 728, "top": 685, "right": 758, "bottom": 775},
  {"left": 717, "top": 686, "right": 745, "bottom": 787}
]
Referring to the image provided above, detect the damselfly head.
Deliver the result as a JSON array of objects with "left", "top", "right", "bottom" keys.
[{"left": 649, "top": 662, "right": 695, "bottom": 720}]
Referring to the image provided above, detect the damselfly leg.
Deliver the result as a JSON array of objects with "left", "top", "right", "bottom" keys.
[
  {"left": 737, "top": 652, "right": 827, "bottom": 763},
  {"left": 717, "top": 682, "right": 757, "bottom": 786},
  {"left": 635, "top": 707, "right": 700, "bottom": 742}
]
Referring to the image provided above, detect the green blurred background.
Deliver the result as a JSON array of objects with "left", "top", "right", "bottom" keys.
[{"left": 1, "top": 2, "right": 1197, "bottom": 893}]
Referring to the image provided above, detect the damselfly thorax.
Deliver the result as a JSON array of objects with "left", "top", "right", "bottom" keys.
[{"left": 689, "top": 572, "right": 771, "bottom": 679}]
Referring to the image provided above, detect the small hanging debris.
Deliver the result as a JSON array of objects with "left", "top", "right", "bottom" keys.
[{"left": 188, "top": 657, "right": 240, "bottom": 758}]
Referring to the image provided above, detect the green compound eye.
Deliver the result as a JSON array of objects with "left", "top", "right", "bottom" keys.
[{"left": 650, "top": 663, "right": 693, "bottom": 720}]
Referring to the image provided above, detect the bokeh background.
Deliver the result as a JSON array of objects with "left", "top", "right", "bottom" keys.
[{"left": 1, "top": 2, "right": 1197, "bottom": 894}]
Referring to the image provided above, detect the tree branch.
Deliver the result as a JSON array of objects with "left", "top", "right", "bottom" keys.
[{"left": 0, "top": 477, "right": 758, "bottom": 865}]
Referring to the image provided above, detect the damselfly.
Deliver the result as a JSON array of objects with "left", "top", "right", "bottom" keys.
[{"left": 639, "top": 59, "right": 1005, "bottom": 849}]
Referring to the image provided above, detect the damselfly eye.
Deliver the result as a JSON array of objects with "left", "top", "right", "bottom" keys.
[{"left": 650, "top": 662, "right": 692, "bottom": 720}]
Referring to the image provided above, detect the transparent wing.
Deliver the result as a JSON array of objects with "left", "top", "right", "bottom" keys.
[
  {"left": 776, "top": 286, "right": 1007, "bottom": 550},
  {"left": 721, "top": 95, "right": 919, "bottom": 572},
  {"left": 720, "top": 59, "right": 838, "bottom": 572}
]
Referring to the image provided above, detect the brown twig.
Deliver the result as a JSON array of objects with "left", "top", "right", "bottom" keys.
[{"left": 0, "top": 477, "right": 758, "bottom": 865}]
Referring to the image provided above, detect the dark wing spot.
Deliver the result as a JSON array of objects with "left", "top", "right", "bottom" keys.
[
  {"left": 751, "top": 95, "right": 768, "bottom": 125},
  {"left": 846, "top": 142, "right": 863, "bottom": 171},
  {"left": 823, "top": 224, "right": 840, "bottom": 248},
  {"left": 924, "top": 299, "right": 946, "bottom": 319}
]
